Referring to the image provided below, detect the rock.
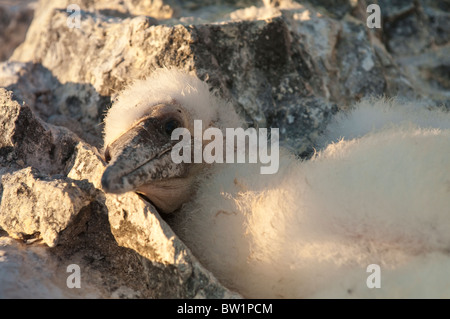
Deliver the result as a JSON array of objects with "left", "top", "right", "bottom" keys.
[
  {"left": 106, "top": 192, "right": 239, "bottom": 298},
  {"left": 0, "top": 88, "right": 238, "bottom": 298},
  {"left": 65, "top": 138, "right": 239, "bottom": 298},
  {"left": 0, "top": 166, "right": 94, "bottom": 247},
  {"left": 0, "top": 237, "right": 103, "bottom": 298},
  {"left": 0, "top": 62, "right": 109, "bottom": 148},
  {"left": 0, "top": 88, "right": 79, "bottom": 174},
  {"left": 0, "top": 0, "right": 449, "bottom": 298},
  {"left": 0, "top": 0, "right": 36, "bottom": 61},
  {"left": 379, "top": 0, "right": 450, "bottom": 106},
  {"left": 9, "top": 0, "right": 447, "bottom": 154}
]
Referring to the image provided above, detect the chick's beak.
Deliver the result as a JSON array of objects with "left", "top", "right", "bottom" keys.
[{"left": 101, "top": 117, "right": 189, "bottom": 194}]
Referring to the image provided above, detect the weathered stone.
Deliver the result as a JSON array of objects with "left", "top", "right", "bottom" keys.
[
  {"left": 0, "top": 237, "right": 104, "bottom": 298},
  {"left": 0, "top": 0, "right": 36, "bottom": 61},
  {"left": 106, "top": 192, "right": 240, "bottom": 298},
  {"left": 0, "top": 86, "right": 239, "bottom": 297},
  {"left": 394, "top": 45, "right": 450, "bottom": 108},
  {"left": 380, "top": 0, "right": 450, "bottom": 55},
  {"left": 0, "top": 62, "right": 109, "bottom": 148},
  {"left": 0, "top": 88, "right": 80, "bottom": 174},
  {"left": 0, "top": 166, "right": 95, "bottom": 247}
]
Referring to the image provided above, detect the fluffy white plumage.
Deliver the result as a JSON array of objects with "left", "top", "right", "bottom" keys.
[
  {"left": 318, "top": 98, "right": 450, "bottom": 147},
  {"left": 103, "top": 68, "right": 243, "bottom": 148},
  {"left": 102, "top": 69, "right": 450, "bottom": 298},
  {"left": 172, "top": 98, "right": 450, "bottom": 298}
]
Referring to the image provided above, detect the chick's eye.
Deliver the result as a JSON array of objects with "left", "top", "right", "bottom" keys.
[{"left": 164, "top": 119, "right": 181, "bottom": 135}]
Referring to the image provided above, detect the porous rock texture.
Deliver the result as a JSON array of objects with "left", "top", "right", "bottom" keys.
[{"left": 0, "top": 0, "right": 449, "bottom": 298}]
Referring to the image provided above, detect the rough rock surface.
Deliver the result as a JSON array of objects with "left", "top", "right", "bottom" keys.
[
  {"left": 0, "top": 89, "right": 238, "bottom": 298},
  {"left": 0, "top": 0, "right": 36, "bottom": 61},
  {"left": 0, "top": 0, "right": 449, "bottom": 298}
]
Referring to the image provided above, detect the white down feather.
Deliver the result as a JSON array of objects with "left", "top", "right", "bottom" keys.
[{"left": 173, "top": 98, "right": 450, "bottom": 298}]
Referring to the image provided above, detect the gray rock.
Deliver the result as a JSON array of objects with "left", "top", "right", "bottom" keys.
[
  {"left": 0, "top": 237, "right": 104, "bottom": 298},
  {"left": 0, "top": 166, "right": 94, "bottom": 247},
  {"left": 0, "top": 88, "right": 79, "bottom": 174},
  {"left": 0, "top": 0, "right": 36, "bottom": 61},
  {"left": 0, "top": 88, "right": 238, "bottom": 298},
  {"left": 106, "top": 191, "right": 240, "bottom": 298}
]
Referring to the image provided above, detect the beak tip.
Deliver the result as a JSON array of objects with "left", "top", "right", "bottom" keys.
[
  {"left": 101, "top": 169, "right": 117, "bottom": 193},
  {"left": 101, "top": 171, "right": 111, "bottom": 192},
  {"left": 101, "top": 166, "right": 135, "bottom": 194}
]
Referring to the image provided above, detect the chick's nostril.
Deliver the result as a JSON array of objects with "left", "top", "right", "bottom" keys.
[{"left": 104, "top": 146, "right": 111, "bottom": 163}]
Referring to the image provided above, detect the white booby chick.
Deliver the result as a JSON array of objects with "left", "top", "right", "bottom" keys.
[
  {"left": 102, "top": 69, "right": 450, "bottom": 298},
  {"left": 102, "top": 68, "right": 243, "bottom": 213}
]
